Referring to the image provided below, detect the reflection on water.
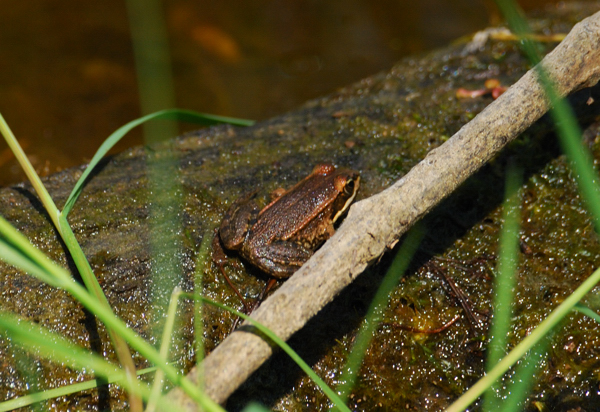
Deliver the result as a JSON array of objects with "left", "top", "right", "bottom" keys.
[{"left": 0, "top": 0, "right": 562, "bottom": 186}]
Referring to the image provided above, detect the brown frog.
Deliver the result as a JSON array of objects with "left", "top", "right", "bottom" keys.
[{"left": 213, "top": 164, "right": 360, "bottom": 312}]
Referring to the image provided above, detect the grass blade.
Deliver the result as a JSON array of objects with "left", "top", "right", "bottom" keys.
[
  {"left": 0, "top": 311, "right": 157, "bottom": 410},
  {"left": 0, "top": 214, "right": 224, "bottom": 411},
  {"left": 572, "top": 303, "right": 600, "bottom": 323},
  {"left": 0, "top": 112, "right": 142, "bottom": 394},
  {"left": 192, "top": 226, "right": 216, "bottom": 391},
  {"left": 494, "top": 0, "right": 600, "bottom": 228},
  {"left": 499, "top": 338, "right": 549, "bottom": 412},
  {"left": 446, "top": 264, "right": 600, "bottom": 411},
  {"left": 183, "top": 292, "right": 351, "bottom": 412},
  {"left": 0, "top": 114, "right": 59, "bottom": 225},
  {"left": 446, "top": 2, "right": 600, "bottom": 410},
  {"left": 61, "top": 109, "right": 253, "bottom": 217},
  {"left": 146, "top": 287, "right": 183, "bottom": 412},
  {"left": 483, "top": 164, "right": 522, "bottom": 411},
  {"left": 336, "top": 224, "right": 424, "bottom": 402},
  {"left": 0, "top": 364, "right": 159, "bottom": 412}
]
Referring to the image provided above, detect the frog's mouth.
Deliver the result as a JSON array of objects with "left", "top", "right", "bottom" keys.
[{"left": 332, "top": 176, "right": 360, "bottom": 223}]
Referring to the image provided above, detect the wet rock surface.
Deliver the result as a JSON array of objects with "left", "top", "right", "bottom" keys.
[{"left": 2, "top": 3, "right": 600, "bottom": 411}]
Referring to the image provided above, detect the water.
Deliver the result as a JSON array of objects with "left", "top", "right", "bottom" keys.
[{"left": 0, "top": 0, "right": 562, "bottom": 186}]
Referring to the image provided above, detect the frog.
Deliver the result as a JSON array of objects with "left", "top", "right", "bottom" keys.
[{"left": 212, "top": 164, "right": 360, "bottom": 312}]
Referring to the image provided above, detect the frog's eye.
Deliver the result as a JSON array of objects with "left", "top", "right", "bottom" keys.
[
  {"left": 343, "top": 178, "right": 356, "bottom": 196},
  {"left": 334, "top": 173, "right": 359, "bottom": 194}
]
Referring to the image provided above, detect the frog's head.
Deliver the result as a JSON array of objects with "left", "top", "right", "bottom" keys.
[{"left": 331, "top": 168, "right": 360, "bottom": 223}]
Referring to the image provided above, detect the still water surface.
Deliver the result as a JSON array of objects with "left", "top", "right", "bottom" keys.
[{"left": 0, "top": 0, "right": 566, "bottom": 186}]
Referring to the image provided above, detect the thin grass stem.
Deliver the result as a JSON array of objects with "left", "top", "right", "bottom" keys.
[
  {"left": 483, "top": 164, "right": 522, "bottom": 410},
  {"left": 0, "top": 215, "right": 224, "bottom": 411},
  {"left": 146, "top": 287, "right": 183, "bottom": 412},
  {"left": 336, "top": 225, "right": 424, "bottom": 403},
  {"left": 182, "top": 292, "right": 352, "bottom": 412},
  {"left": 446, "top": 265, "right": 600, "bottom": 411}
]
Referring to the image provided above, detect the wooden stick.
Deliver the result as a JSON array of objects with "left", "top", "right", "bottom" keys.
[{"left": 166, "top": 11, "right": 600, "bottom": 409}]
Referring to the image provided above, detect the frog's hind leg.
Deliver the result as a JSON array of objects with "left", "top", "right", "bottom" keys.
[
  {"left": 230, "top": 277, "right": 278, "bottom": 332},
  {"left": 251, "top": 277, "right": 278, "bottom": 312},
  {"left": 250, "top": 240, "right": 313, "bottom": 278}
]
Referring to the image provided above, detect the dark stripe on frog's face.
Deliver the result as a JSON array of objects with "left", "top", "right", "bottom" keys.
[{"left": 332, "top": 175, "right": 360, "bottom": 223}]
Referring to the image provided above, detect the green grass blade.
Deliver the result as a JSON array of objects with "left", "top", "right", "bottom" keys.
[
  {"left": 62, "top": 109, "right": 254, "bottom": 217},
  {"left": 55, "top": 214, "right": 141, "bottom": 397},
  {"left": 0, "top": 311, "right": 158, "bottom": 411},
  {"left": 0, "top": 217, "right": 76, "bottom": 289},
  {"left": 446, "top": 2, "right": 600, "bottom": 411},
  {"left": 241, "top": 403, "right": 272, "bottom": 412},
  {"left": 495, "top": 0, "right": 541, "bottom": 65},
  {"left": 193, "top": 227, "right": 216, "bottom": 391},
  {"left": 146, "top": 287, "right": 183, "bottom": 412},
  {"left": 1, "top": 112, "right": 141, "bottom": 389},
  {"left": 0, "top": 108, "right": 243, "bottom": 409},
  {"left": 495, "top": 0, "right": 600, "bottom": 229},
  {"left": 0, "top": 113, "right": 60, "bottom": 227},
  {"left": 336, "top": 224, "right": 424, "bottom": 402},
  {"left": 483, "top": 165, "right": 522, "bottom": 411},
  {"left": 446, "top": 264, "right": 600, "bottom": 412},
  {"left": 0, "top": 112, "right": 111, "bottom": 302},
  {"left": 126, "top": 0, "right": 176, "bottom": 134},
  {"left": 0, "top": 214, "right": 224, "bottom": 411},
  {"left": 0, "top": 364, "right": 159, "bottom": 412},
  {"left": 572, "top": 303, "right": 600, "bottom": 323},
  {"left": 499, "top": 338, "right": 549, "bottom": 412},
  {"left": 183, "top": 293, "right": 351, "bottom": 412},
  {"left": 549, "top": 97, "right": 600, "bottom": 229},
  {"left": 10, "top": 345, "right": 42, "bottom": 412}
]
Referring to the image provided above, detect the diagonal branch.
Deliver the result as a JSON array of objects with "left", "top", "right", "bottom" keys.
[{"left": 167, "top": 10, "right": 600, "bottom": 409}]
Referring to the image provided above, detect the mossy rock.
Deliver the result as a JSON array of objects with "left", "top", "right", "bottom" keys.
[{"left": 2, "top": 3, "right": 600, "bottom": 411}]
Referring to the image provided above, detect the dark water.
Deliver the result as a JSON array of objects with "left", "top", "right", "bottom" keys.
[{"left": 0, "top": 0, "right": 567, "bottom": 186}]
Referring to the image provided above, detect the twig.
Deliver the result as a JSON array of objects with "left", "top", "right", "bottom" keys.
[{"left": 166, "top": 10, "right": 600, "bottom": 409}]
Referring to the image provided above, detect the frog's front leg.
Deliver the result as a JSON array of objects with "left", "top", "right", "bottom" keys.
[
  {"left": 218, "top": 190, "right": 260, "bottom": 250},
  {"left": 247, "top": 240, "right": 314, "bottom": 278},
  {"left": 213, "top": 190, "right": 260, "bottom": 314},
  {"left": 211, "top": 230, "right": 252, "bottom": 314}
]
